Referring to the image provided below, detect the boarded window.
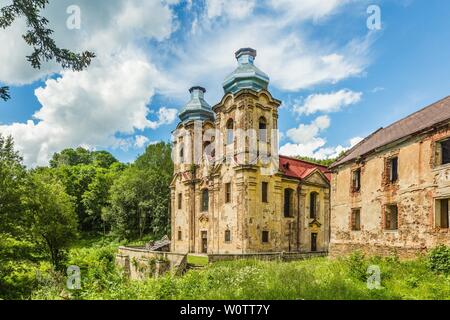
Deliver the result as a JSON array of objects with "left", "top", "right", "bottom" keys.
[
  {"left": 385, "top": 204, "right": 398, "bottom": 230},
  {"left": 262, "top": 182, "right": 268, "bottom": 203},
  {"left": 178, "top": 193, "right": 182, "bottom": 210},
  {"left": 225, "top": 183, "right": 231, "bottom": 203},
  {"left": 201, "top": 189, "right": 209, "bottom": 212},
  {"left": 284, "top": 189, "right": 294, "bottom": 217},
  {"left": 178, "top": 230, "right": 182, "bottom": 241},
  {"left": 224, "top": 230, "right": 231, "bottom": 242},
  {"left": 352, "top": 169, "right": 361, "bottom": 192},
  {"left": 310, "top": 192, "right": 318, "bottom": 219},
  {"left": 351, "top": 209, "right": 361, "bottom": 231},
  {"left": 389, "top": 157, "right": 398, "bottom": 182},
  {"left": 436, "top": 199, "right": 450, "bottom": 228},
  {"left": 262, "top": 231, "right": 269, "bottom": 243}
]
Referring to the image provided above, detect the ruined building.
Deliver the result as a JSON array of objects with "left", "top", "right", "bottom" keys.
[
  {"left": 170, "top": 48, "right": 331, "bottom": 255},
  {"left": 330, "top": 96, "right": 450, "bottom": 258}
]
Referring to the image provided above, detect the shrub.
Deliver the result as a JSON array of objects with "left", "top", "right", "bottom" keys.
[
  {"left": 345, "top": 251, "right": 368, "bottom": 282},
  {"left": 427, "top": 245, "right": 450, "bottom": 275}
]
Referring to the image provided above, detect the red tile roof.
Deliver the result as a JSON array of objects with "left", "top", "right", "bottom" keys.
[
  {"left": 331, "top": 96, "right": 450, "bottom": 168},
  {"left": 279, "top": 155, "right": 331, "bottom": 182}
]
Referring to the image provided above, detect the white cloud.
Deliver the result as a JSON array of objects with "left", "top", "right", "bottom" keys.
[
  {"left": 148, "top": 107, "right": 178, "bottom": 130},
  {"left": 294, "top": 89, "right": 362, "bottom": 115},
  {"left": 286, "top": 115, "right": 330, "bottom": 144},
  {"left": 269, "top": 0, "right": 351, "bottom": 22},
  {"left": 134, "top": 135, "right": 150, "bottom": 149},
  {"left": 280, "top": 115, "right": 363, "bottom": 159},
  {"left": 206, "top": 0, "right": 256, "bottom": 20},
  {"left": 0, "top": 49, "right": 176, "bottom": 167},
  {"left": 0, "top": 0, "right": 178, "bottom": 85}
]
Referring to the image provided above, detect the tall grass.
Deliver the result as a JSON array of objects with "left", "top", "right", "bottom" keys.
[{"left": 31, "top": 245, "right": 450, "bottom": 300}]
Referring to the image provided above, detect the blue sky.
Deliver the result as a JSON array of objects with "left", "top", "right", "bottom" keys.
[{"left": 0, "top": 0, "right": 449, "bottom": 166}]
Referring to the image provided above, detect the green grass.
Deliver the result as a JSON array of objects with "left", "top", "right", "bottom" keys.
[
  {"left": 187, "top": 254, "right": 209, "bottom": 266},
  {"left": 28, "top": 242, "right": 450, "bottom": 300}
]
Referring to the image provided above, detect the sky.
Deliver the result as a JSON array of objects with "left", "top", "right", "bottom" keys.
[{"left": 0, "top": 0, "right": 450, "bottom": 167}]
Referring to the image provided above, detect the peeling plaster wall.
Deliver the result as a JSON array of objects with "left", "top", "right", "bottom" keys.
[{"left": 330, "top": 126, "right": 450, "bottom": 258}]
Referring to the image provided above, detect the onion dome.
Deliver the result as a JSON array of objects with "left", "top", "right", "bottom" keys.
[
  {"left": 179, "top": 86, "right": 215, "bottom": 123},
  {"left": 223, "top": 48, "right": 270, "bottom": 94}
]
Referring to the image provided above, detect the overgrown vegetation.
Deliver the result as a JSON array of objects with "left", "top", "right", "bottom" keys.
[
  {"left": 28, "top": 241, "right": 450, "bottom": 300},
  {"left": 0, "top": 135, "right": 173, "bottom": 299}
]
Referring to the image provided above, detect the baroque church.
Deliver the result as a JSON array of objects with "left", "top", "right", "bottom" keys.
[{"left": 170, "top": 48, "right": 331, "bottom": 255}]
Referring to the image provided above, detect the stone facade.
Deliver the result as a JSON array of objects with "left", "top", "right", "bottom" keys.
[
  {"left": 170, "top": 49, "right": 330, "bottom": 255},
  {"left": 330, "top": 113, "right": 450, "bottom": 258}
]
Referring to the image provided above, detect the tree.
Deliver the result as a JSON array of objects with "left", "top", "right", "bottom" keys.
[
  {"left": 0, "top": 134, "right": 28, "bottom": 234},
  {"left": 27, "top": 172, "right": 78, "bottom": 269},
  {"left": 49, "top": 147, "right": 118, "bottom": 169},
  {"left": 0, "top": 0, "right": 95, "bottom": 101},
  {"left": 106, "top": 142, "right": 173, "bottom": 240}
]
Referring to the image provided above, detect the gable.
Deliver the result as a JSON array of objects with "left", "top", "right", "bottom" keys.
[{"left": 303, "top": 170, "right": 330, "bottom": 187}]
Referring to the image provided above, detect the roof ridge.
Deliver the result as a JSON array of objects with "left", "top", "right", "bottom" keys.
[
  {"left": 379, "top": 95, "right": 450, "bottom": 132},
  {"left": 329, "top": 95, "right": 450, "bottom": 169},
  {"left": 279, "top": 154, "right": 329, "bottom": 169}
]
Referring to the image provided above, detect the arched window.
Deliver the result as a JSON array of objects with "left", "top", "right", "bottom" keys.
[
  {"left": 226, "top": 119, "right": 234, "bottom": 145},
  {"left": 310, "top": 192, "right": 319, "bottom": 219},
  {"left": 284, "top": 188, "right": 294, "bottom": 218},
  {"left": 203, "top": 141, "right": 211, "bottom": 159},
  {"left": 201, "top": 189, "right": 209, "bottom": 212},
  {"left": 259, "top": 117, "right": 267, "bottom": 142}
]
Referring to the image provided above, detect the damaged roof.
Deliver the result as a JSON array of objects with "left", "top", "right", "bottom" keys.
[
  {"left": 331, "top": 96, "right": 450, "bottom": 169},
  {"left": 279, "top": 155, "right": 331, "bottom": 182}
]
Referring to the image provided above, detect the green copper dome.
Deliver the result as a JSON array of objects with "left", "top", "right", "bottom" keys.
[
  {"left": 179, "top": 86, "right": 215, "bottom": 123},
  {"left": 223, "top": 48, "right": 270, "bottom": 95}
]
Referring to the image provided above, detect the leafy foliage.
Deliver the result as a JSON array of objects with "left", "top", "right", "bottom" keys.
[
  {"left": 0, "top": 0, "right": 95, "bottom": 101},
  {"left": 106, "top": 142, "right": 173, "bottom": 240},
  {"left": 27, "top": 172, "right": 78, "bottom": 269},
  {"left": 295, "top": 156, "right": 338, "bottom": 167},
  {"left": 428, "top": 245, "right": 450, "bottom": 275},
  {"left": 31, "top": 242, "right": 450, "bottom": 300}
]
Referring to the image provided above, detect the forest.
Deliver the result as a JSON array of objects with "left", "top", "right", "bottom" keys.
[{"left": 0, "top": 134, "right": 173, "bottom": 299}]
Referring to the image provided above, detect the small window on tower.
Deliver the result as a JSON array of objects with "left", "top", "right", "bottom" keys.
[
  {"left": 178, "top": 193, "right": 182, "bottom": 210},
  {"left": 226, "top": 119, "right": 234, "bottom": 145},
  {"left": 259, "top": 117, "right": 267, "bottom": 142},
  {"left": 262, "top": 182, "right": 268, "bottom": 203},
  {"left": 178, "top": 230, "right": 182, "bottom": 241},
  {"left": 225, "top": 183, "right": 231, "bottom": 203}
]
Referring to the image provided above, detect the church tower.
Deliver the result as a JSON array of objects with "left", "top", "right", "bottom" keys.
[{"left": 170, "top": 48, "right": 330, "bottom": 256}]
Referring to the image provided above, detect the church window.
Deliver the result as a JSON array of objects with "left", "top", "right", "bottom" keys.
[
  {"left": 225, "top": 183, "right": 231, "bottom": 203},
  {"left": 225, "top": 229, "right": 231, "bottom": 242},
  {"left": 259, "top": 117, "right": 267, "bottom": 142},
  {"left": 226, "top": 119, "right": 234, "bottom": 145},
  {"left": 262, "top": 182, "right": 268, "bottom": 203},
  {"left": 310, "top": 192, "right": 319, "bottom": 219},
  {"left": 262, "top": 231, "right": 269, "bottom": 243},
  {"left": 201, "top": 189, "right": 209, "bottom": 212},
  {"left": 178, "top": 193, "right": 182, "bottom": 210},
  {"left": 284, "top": 189, "right": 294, "bottom": 218}
]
